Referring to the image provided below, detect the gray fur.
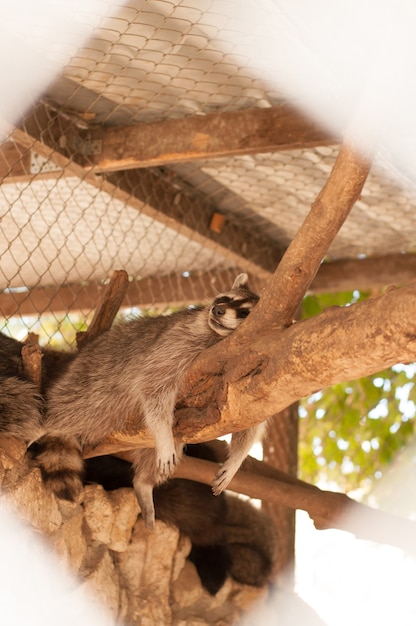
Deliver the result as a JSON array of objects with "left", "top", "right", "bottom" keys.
[
  {"left": 40, "top": 274, "right": 260, "bottom": 527},
  {"left": 0, "top": 333, "right": 45, "bottom": 443},
  {"left": 0, "top": 376, "right": 44, "bottom": 442}
]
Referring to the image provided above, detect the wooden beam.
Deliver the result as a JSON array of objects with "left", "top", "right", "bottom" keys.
[
  {"left": 102, "top": 168, "right": 281, "bottom": 278},
  {"left": 0, "top": 141, "right": 65, "bottom": 183},
  {"left": 83, "top": 104, "right": 336, "bottom": 172},
  {"left": 11, "top": 102, "right": 82, "bottom": 169},
  {"left": 0, "top": 269, "right": 264, "bottom": 318},
  {"left": 3, "top": 102, "right": 335, "bottom": 184},
  {"left": 312, "top": 253, "right": 416, "bottom": 293},
  {"left": 1, "top": 253, "right": 415, "bottom": 319},
  {"left": 11, "top": 102, "right": 278, "bottom": 278},
  {"left": 0, "top": 142, "right": 31, "bottom": 180}
]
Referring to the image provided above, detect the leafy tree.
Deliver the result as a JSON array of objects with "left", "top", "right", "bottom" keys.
[{"left": 299, "top": 291, "right": 416, "bottom": 493}]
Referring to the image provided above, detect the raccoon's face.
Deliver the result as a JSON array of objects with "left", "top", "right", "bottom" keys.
[{"left": 208, "top": 273, "right": 259, "bottom": 337}]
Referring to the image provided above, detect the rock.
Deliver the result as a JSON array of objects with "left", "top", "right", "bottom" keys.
[
  {"left": 83, "top": 484, "right": 113, "bottom": 544},
  {"left": 116, "top": 521, "right": 148, "bottom": 596},
  {"left": 0, "top": 442, "right": 274, "bottom": 626},
  {"left": 230, "top": 581, "right": 269, "bottom": 612},
  {"left": 0, "top": 435, "right": 26, "bottom": 470},
  {"left": 3, "top": 466, "right": 62, "bottom": 534},
  {"left": 108, "top": 488, "right": 139, "bottom": 552},
  {"left": 52, "top": 506, "right": 87, "bottom": 574},
  {"left": 172, "top": 560, "right": 204, "bottom": 607},
  {"left": 141, "top": 519, "right": 179, "bottom": 596},
  {"left": 81, "top": 548, "right": 120, "bottom": 619},
  {"left": 172, "top": 534, "right": 191, "bottom": 583},
  {"left": 117, "top": 519, "right": 178, "bottom": 625},
  {"left": 83, "top": 485, "right": 139, "bottom": 551}
]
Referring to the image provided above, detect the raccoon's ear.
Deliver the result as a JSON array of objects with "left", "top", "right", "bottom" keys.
[{"left": 232, "top": 273, "right": 249, "bottom": 290}]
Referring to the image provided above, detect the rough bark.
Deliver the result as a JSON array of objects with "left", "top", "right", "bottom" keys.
[
  {"left": 21, "top": 332, "right": 43, "bottom": 389},
  {"left": 76, "top": 269, "right": 129, "bottom": 347}
]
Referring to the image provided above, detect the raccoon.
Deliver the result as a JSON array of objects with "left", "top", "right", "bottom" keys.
[
  {"left": 84, "top": 442, "right": 277, "bottom": 595},
  {"left": 0, "top": 333, "right": 73, "bottom": 443},
  {"left": 37, "top": 274, "right": 260, "bottom": 528},
  {"left": 0, "top": 333, "right": 44, "bottom": 443}
]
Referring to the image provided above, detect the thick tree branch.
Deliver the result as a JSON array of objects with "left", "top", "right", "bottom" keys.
[
  {"left": 176, "top": 282, "right": 416, "bottom": 441},
  {"left": 86, "top": 281, "right": 416, "bottom": 457},
  {"left": 76, "top": 270, "right": 129, "bottom": 347},
  {"left": 232, "top": 144, "right": 371, "bottom": 343},
  {"left": 313, "top": 252, "right": 416, "bottom": 293},
  {"left": 110, "top": 442, "right": 416, "bottom": 553},
  {"left": 21, "top": 333, "right": 43, "bottom": 389},
  {"left": 173, "top": 456, "right": 416, "bottom": 553}
]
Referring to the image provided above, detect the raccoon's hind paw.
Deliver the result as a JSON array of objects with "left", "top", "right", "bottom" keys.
[{"left": 212, "top": 465, "right": 234, "bottom": 496}]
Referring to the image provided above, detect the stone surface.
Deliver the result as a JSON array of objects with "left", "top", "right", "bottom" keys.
[
  {"left": 108, "top": 487, "right": 140, "bottom": 552},
  {"left": 81, "top": 548, "right": 120, "bottom": 619},
  {"left": 0, "top": 449, "right": 269, "bottom": 625},
  {"left": 3, "top": 466, "right": 62, "bottom": 534},
  {"left": 83, "top": 484, "right": 114, "bottom": 545},
  {"left": 52, "top": 506, "right": 87, "bottom": 573},
  {"left": 0, "top": 436, "right": 26, "bottom": 469},
  {"left": 172, "top": 560, "right": 204, "bottom": 607}
]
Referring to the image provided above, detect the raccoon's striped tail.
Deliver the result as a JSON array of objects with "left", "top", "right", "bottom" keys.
[{"left": 32, "top": 434, "right": 84, "bottom": 502}]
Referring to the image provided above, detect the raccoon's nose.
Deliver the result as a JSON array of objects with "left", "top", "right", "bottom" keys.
[{"left": 213, "top": 305, "right": 225, "bottom": 317}]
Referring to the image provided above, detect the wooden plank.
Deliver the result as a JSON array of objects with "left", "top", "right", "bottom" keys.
[
  {"left": 0, "top": 269, "right": 264, "bottom": 318},
  {"left": 0, "top": 142, "right": 30, "bottom": 180},
  {"left": 5, "top": 102, "right": 335, "bottom": 184},
  {"left": 2, "top": 253, "right": 416, "bottom": 319},
  {"left": 0, "top": 141, "right": 66, "bottom": 183},
  {"left": 84, "top": 104, "right": 336, "bottom": 172},
  {"left": 312, "top": 253, "right": 416, "bottom": 293}
]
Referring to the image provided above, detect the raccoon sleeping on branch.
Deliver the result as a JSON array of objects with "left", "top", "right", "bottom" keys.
[
  {"left": 34, "top": 274, "right": 261, "bottom": 527},
  {"left": 0, "top": 275, "right": 264, "bottom": 529}
]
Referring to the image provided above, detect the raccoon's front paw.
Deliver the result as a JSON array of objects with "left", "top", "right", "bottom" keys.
[
  {"left": 138, "top": 497, "right": 155, "bottom": 530},
  {"left": 134, "top": 482, "right": 156, "bottom": 530}
]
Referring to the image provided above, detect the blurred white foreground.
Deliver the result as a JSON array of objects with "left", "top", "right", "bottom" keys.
[{"left": 2, "top": 1, "right": 416, "bottom": 624}]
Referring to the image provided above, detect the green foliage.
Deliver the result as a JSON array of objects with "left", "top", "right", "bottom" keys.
[
  {"left": 299, "top": 290, "right": 416, "bottom": 493},
  {"left": 301, "top": 289, "right": 370, "bottom": 319},
  {"left": 0, "top": 313, "right": 92, "bottom": 349}
]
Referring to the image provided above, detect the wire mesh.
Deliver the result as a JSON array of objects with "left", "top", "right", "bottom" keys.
[
  {"left": 1, "top": 1, "right": 416, "bottom": 344},
  {"left": 0, "top": 0, "right": 416, "bottom": 542}
]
